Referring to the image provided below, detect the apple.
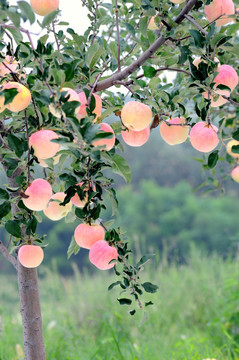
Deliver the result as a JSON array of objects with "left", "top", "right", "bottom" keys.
[
  {"left": 30, "top": 0, "right": 59, "bottom": 16},
  {"left": 29, "top": 129, "right": 61, "bottom": 160},
  {"left": 160, "top": 117, "right": 189, "bottom": 145},
  {"left": 22, "top": 179, "right": 52, "bottom": 211},
  {"left": 74, "top": 223, "right": 105, "bottom": 249},
  {"left": 205, "top": 0, "right": 235, "bottom": 27},
  {"left": 121, "top": 126, "right": 150, "bottom": 147},
  {"left": 226, "top": 140, "right": 239, "bottom": 158},
  {"left": 43, "top": 192, "right": 72, "bottom": 221},
  {"left": 2, "top": 82, "right": 31, "bottom": 112},
  {"left": 190, "top": 122, "right": 219, "bottom": 152},
  {"left": 121, "top": 101, "right": 152, "bottom": 131},
  {"left": 18, "top": 245, "right": 44, "bottom": 268},
  {"left": 0, "top": 55, "right": 18, "bottom": 77},
  {"left": 76, "top": 92, "right": 102, "bottom": 120},
  {"left": 89, "top": 240, "right": 118, "bottom": 270},
  {"left": 92, "top": 123, "right": 115, "bottom": 151},
  {"left": 231, "top": 166, "right": 239, "bottom": 183}
]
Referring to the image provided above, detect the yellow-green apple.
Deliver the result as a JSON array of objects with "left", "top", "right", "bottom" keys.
[
  {"left": 3, "top": 82, "right": 31, "bottom": 112},
  {"left": 89, "top": 240, "right": 118, "bottom": 270},
  {"left": 121, "top": 126, "right": 150, "bottom": 147},
  {"left": 43, "top": 192, "right": 72, "bottom": 221},
  {"left": 18, "top": 245, "right": 44, "bottom": 268},
  {"left": 160, "top": 117, "right": 189, "bottom": 145},
  {"left": 92, "top": 123, "right": 115, "bottom": 151},
  {"left": 30, "top": 0, "right": 59, "bottom": 16},
  {"left": 29, "top": 129, "right": 61, "bottom": 160},
  {"left": 121, "top": 101, "right": 152, "bottom": 131},
  {"left": 190, "top": 121, "right": 219, "bottom": 152},
  {"left": 205, "top": 0, "right": 235, "bottom": 26},
  {"left": 22, "top": 179, "right": 52, "bottom": 211},
  {"left": 74, "top": 223, "right": 105, "bottom": 249}
]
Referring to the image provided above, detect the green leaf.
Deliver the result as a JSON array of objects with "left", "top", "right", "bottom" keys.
[
  {"left": 105, "top": 188, "right": 118, "bottom": 216},
  {"left": 136, "top": 254, "right": 154, "bottom": 269},
  {"left": 86, "top": 43, "right": 105, "bottom": 69},
  {"left": 1, "top": 88, "right": 18, "bottom": 106},
  {"left": 7, "top": 134, "right": 25, "bottom": 158},
  {"left": 109, "top": 42, "right": 118, "bottom": 60},
  {"left": 42, "top": 10, "right": 58, "bottom": 28},
  {"left": 141, "top": 282, "right": 158, "bottom": 293},
  {"left": 208, "top": 150, "right": 219, "bottom": 169},
  {"left": 5, "top": 220, "right": 21, "bottom": 238},
  {"left": 189, "top": 29, "right": 205, "bottom": 48},
  {"left": 142, "top": 65, "right": 156, "bottom": 78},
  {"left": 117, "top": 298, "right": 132, "bottom": 305},
  {"left": 18, "top": 1, "right": 35, "bottom": 24},
  {"left": 67, "top": 237, "right": 80, "bottom": 259},
  {"left": 145, "top": 301, "right": 154, "bottom": 307},
  {"left": 232, "top": 129, "right": 239, "bottom": 141},
  {"left": 7, "top": 28, "right": 23, "bottom": 43},
  {"left": 108, "top": 281, "right": 121, "bottom": 291},
  {"left": 232, "top": 145, "right": 239, "bottom": 154},
  {"left": 111, "top": 154, "right": 132, "bottom": 183},
  {"left": 26, "top": 216, "right": 37, "bottom": 235},
  {"left": 0, "top": 189, "right": 9, "bottom": 200},
  {"left": 0, "top": 201, "right": 11, "bottom": 219}
]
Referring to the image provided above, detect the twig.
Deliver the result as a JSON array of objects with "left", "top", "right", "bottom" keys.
[
  {"left": 184, "top": 14, "right": 208, "bottom": 36},
  {"left": 24, "top": 110, "right": 31, "bottom": 185},
  {"left": 0, "top": 240, "right": 18, "bottom": 270},
  {"left": 114, "top": 81, "right": 135, "bottom": 95},
  {"left": 115, "top": 0, "right": 121, "bottom": 72},
  {"left": 95, "top": 0, "right": 199, "bottom": 92},
  {"left": 52, "top": 21, "right": 60, "bottom": 52}
]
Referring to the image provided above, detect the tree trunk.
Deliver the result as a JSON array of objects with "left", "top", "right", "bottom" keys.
[{"left": 17, "top": 260, "right": 46, "bottom": 360}]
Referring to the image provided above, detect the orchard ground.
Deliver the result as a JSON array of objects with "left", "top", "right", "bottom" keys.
[{"left": 0, "top": 252, "right": 239, "bottom": 360}]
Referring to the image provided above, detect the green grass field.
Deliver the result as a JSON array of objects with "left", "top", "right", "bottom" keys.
[{"left": 1, "top": 252, "right": 239, "bottom": 360}]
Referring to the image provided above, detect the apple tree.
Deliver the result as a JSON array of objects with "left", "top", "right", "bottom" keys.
[{"left": 0, "top": 0, "right": 239, "bottom": 358}]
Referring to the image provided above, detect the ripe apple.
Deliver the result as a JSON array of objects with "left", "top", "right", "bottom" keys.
[
  {"left": 89, "top": 240, "right": 118, "bottom": 270},
  {"left": 30, "top": 0, "right": 59, "bottom": 16},
  {"left": 205, "top": 0, "right": 235, "bottom": 27},
  {"left": 92, "top": 123, "right": 115, "bottom": 151},
  {"left": 231, "top": 166, "right": 239, "bottom": 182},
  {"left": 160, "top": 117, "right": 189, "bottom": 145},
  {"left": 18, "top": 245, "right": 44, "bottom": 268},
  {"left": 22, "top": 179, "right": 52, "bottom": 211},
  {"left": 226, "top": 140, "right": 239, "bottom": 158},
  {"left": 190, "top": 122, "right": 219, "bottom": 152},
  {"left": 0, "top": 56, "right": 18, "bottom": 77},
  {"left": 121, "top": 126, "right": 150, "bottom": 147},
  {"left": 2, "top": 82, "right": 31, "bottom": 112},
  {"left": 121, "top": 101, "right": 152, "bottom": 131},
  {"left": 74, "top": 223, "right": 105, "bottom": 249},
  {"left": 29, "top": 129, "right": 61, "bottom": 160},
  {"left": 43, "top": 192, "right": 72, "bottom": 221},
  {"left": 76, "top": 92, "right": 102, "bottom": 120}
]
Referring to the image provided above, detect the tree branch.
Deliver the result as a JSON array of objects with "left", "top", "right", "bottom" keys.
[
  {"left": 95, "top": 0, "right": 199, "bottom": 92},
  {"left": 115, "top": 0, "right": 121, "bottom": 72},
  {"left": 0, "top": 240, "right": 18, "bottom": 270},
  {"left": 184, "top": 14, "right": 208, "bottom": 36}
]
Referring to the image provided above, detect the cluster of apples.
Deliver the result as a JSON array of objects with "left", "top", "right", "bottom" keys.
[
  {"left": 148, "top": 0, "right": 236, "bottom": 30},
  {"left": 19, "top": 176, "right": 118, "bottom": 270},
  {"left": 193, "top": 57, "right": 239, "bottom": 108}
]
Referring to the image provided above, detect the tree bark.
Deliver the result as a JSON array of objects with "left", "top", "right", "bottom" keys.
[{"left": 17, "top": 260, "right": 46, "bottom": 360}]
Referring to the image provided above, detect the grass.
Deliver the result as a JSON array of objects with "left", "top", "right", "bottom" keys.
[{"left": 0, "top": 251, "right": 239, "bottom": 360}]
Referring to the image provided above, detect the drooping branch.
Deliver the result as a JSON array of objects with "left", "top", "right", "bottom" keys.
[
  {"left": 0, "top": 241, "right": 18, "bottom": 270},
  {"left": 95, "top": 0, "right": 199, "bottom": 92}
]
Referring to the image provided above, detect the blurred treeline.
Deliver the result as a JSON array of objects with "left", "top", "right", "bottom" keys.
[{"left": 1, "top": 131, "right": 239, "bottom": 274}]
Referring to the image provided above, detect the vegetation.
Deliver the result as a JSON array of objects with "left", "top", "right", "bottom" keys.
[{"left": 1, "top": 253, "right": 239, "bottom": 360}]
